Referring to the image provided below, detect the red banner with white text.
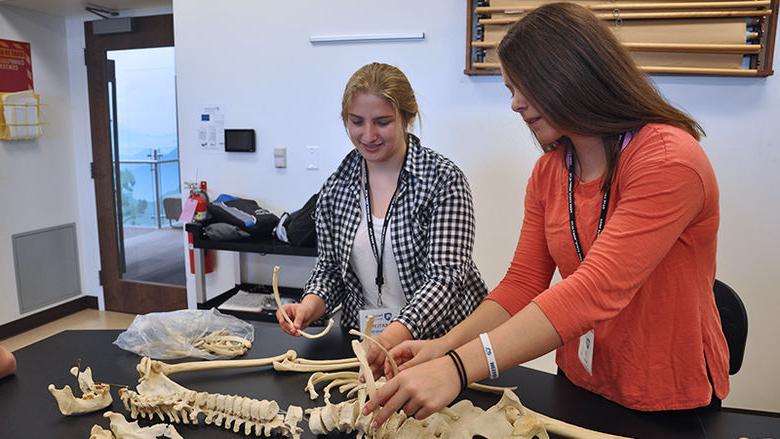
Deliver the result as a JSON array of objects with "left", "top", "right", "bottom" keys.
[{"left": 0, "top": 39, "right": 33, "bottom": 92}]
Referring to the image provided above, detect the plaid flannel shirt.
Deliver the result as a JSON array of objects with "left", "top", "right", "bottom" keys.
[{"left": 303, "top": 134, "right": 487, "bottom": 339}]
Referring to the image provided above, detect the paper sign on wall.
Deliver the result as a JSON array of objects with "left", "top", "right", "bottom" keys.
[{"left": 199, "top": 106, "right": 225, "bottom": 150}]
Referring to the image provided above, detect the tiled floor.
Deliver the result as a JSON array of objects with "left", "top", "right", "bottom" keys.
[{"left": 0, "top": 309, "right": 137, "bottom": 352}]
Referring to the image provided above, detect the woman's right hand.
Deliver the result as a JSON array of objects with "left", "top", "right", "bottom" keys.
[
  {"left": 276, "top": 294, "right": 325, "bottom": 336},
  {"left": 385, "top": 337, "right": 450, "bottom": 379}
]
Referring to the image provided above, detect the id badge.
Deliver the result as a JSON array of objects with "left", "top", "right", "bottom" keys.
[
  {"left": 358, "top": 307, "right": 401, "bottom": 336},
  {"left": 578, "top": 329, "right": 594, "bottom": 375}
]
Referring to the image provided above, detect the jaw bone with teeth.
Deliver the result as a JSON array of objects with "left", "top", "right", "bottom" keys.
[
  {"left": 118, "top": 356, "right": 303, "bottom": 438},
  {"left": 48, "top": 366, "right": 112, "bottom": 416}
]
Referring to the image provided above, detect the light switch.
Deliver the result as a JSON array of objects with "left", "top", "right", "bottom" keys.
[
  {"left": 306, "top": 145, "right": 319, "bottom": 170},
  {"left": 274, "top": 147, "right": 287, "bottom": 168}
]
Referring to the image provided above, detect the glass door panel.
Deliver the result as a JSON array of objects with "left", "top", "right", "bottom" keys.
[{"left": 106, "top": 47, "right": 184, "bottom": 286}]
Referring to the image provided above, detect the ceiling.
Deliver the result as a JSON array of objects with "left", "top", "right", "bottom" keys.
[{"left": 0, "top": 0, "right": 170, "bottom": 17}]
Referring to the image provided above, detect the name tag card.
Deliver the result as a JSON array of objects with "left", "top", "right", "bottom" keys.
[{"left": 578, "top": 329, "right": 594, "bottom": 375}]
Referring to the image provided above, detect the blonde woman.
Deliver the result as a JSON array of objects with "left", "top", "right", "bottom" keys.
[{"left": 276, "top": 63, "right": 487, "bottom": 376}]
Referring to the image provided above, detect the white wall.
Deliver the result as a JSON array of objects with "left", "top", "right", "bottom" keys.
[
  {"left": 0, "top": 5, "right": 83, "bottom": 325},
  {"left": 173, "top": 0, "right": 780, "bottom": 411}
]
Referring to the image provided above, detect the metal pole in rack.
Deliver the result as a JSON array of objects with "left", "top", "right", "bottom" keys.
[{"left": 193, "top": 246, "right": 207, "bottom": 304}]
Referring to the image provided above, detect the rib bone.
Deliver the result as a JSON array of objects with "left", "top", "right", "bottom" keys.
[
  {"left": 349, "top": 329, "right": 399, "bottom": 376},
  {"left": 273, "top": 265, "right": 334, "bottom": 339}
]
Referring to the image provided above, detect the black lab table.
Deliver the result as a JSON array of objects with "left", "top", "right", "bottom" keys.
[{"left": 1, "top": 323, "right": 778, "bottom": 438}]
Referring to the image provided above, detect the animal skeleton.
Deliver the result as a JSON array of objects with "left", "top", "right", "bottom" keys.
[
  {"left": 105, "top": 333, "right": 626, "bottom": 439},
  {"left": 89, "top": 411, "right": 183, "bottom": 439},
  {"left": 300, "top": 338, "right": 632, "bottom": 439},
  {"left": 302, "top": 338, "right": 547, "bottom": 439},
  {"left": 306, "top": 387, "right": 550, "bottom": 439},
  {"left": 193, "top": 329, "right": 252, "bottom": 357},
  {"left": 273, "top": 265, "right": 334, "bottom": 339},
  {"left": 48, "top": 366, "right": 112, "bottom": 415},
  {"left": 118, "top": 356, "right": 303, "bottom": 438}
]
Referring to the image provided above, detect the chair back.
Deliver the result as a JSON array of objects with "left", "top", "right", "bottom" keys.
[{"left": 713, "top": 279, "right": 748, "bottom": 375}]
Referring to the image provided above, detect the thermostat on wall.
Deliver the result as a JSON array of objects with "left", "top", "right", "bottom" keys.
[{"left": 224, "top": 129, "right": 256, "bottom": 152}]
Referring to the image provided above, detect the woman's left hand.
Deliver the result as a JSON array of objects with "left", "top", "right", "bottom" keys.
[{"left": 362, "top": 355, "right": 460, "bottom": 427}]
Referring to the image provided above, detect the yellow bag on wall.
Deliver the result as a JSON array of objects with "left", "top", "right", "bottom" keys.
[{"left": 0, "top": 90, "right": 42, "bottom": 140}]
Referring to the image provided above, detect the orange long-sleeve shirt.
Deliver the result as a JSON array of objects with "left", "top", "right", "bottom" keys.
[{"left": 487, "top": 124, "right": 729, "bottom": 411}]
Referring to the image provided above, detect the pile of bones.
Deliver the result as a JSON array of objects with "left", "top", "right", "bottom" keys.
[{"left": 47, "top": 267, "right": 630, "bottom": 439}]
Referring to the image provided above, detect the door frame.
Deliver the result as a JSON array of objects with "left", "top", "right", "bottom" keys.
[{"left": 85, "top": 14, "right": 186, "bottom": 313}]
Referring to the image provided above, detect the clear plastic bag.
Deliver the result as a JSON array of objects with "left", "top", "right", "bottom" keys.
[{"left": 113, "top": 308, "right": 255, "bottom": 359}]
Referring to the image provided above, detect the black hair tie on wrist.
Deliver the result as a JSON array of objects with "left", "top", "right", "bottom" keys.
[{"left": 446, "top": 349, "right": 468, "bottom": 392}]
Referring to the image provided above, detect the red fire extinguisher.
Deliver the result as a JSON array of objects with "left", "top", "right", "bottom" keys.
[{"left": 188, "top": 180, "right": 215, "bottom": 274}]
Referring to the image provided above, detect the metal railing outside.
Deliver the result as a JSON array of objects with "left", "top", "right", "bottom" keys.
[{"left": 118, "top": 148, "right": 180, "bottom": 228}]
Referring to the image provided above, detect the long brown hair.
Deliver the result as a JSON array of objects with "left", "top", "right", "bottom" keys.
[{"left": 497, "top": 2, "right": 704, "bottom": 189}]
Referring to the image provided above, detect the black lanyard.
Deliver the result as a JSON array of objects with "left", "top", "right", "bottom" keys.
[
  {"left": 567, "top": 132, "right": 627, "bottom": 263},
  {"left": 362, "top": 147, "right": 408, "bottom": 307}
]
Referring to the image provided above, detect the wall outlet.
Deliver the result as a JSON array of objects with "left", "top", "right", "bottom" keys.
[
  {"left": 274, "top": 147, "right": 287, "bottom": 168},
  {"left": 306, "top": 145, "right": 319, "bottom": 170}
]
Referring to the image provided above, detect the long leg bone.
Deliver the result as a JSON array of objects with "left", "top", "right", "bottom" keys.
[
  {"left": 273, "top": 265, "right": 334, "bottom": 339},
  {"left": 141, "top": 350, "right": 297, "bottom": 377},
  {"left": 530, "top": 409, "right": 631, "bottom": 439},
  {"left": 142, "top": 350, "right": 362, "bottom": 377},
  {"left": 469, "top": 382, "right": 519, "bottom": 394},
  {"left": 273, "top": 358, "right": 360, "bottom": 372},
  {"left": 293, "top": 357, "right": 359, "bottom": 365},
  {"left": 49, "top": 366, "right": 113, "bottom": 415}
]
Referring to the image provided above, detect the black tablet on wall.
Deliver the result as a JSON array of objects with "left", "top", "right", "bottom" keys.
[{"left": 225, "top": 129, "right": 256, "bottom": 152}]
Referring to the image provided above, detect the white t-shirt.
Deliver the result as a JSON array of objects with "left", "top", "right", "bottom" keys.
[{"left": 349, "top": 205, "right": 406, "bottom": 309}]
